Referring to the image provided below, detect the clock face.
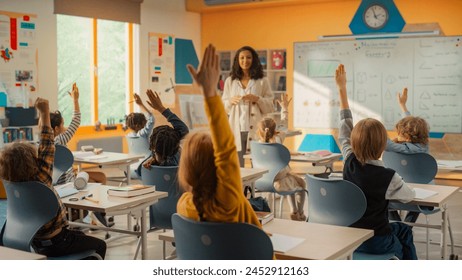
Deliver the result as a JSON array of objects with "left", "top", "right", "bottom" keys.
[{"left": 363, "top": 4, "right": 389, "bottom": 30}]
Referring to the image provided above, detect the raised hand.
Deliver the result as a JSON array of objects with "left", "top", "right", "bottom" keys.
[
  {"left": 35, "top": 97, "right": 49, "bottom": 114},
  {"left": 133, "top": 93, "right": 143, "bottom": 106},
  {"left": 70, "top": 83, "right": 79, "bottom": 100},
  {"left": 146, "top": 89, "right": 166, "bottom": 113},
  {"left": 276, "top": 93, "right": 292, "bottom": 111},
  {"left": 397, "top": 87, "right": 408, "bottom": 113},
  {"left": 335, "top": 64, "right": 349, "bottom": 110},
  {"left": 187, "top": 44, "right": 220, "bottom": 98}
]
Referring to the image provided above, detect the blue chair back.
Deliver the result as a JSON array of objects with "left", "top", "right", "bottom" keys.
[
  {"left": 1, "top": 180, "right": 102, "bottom": 259},
  {"left": 126, "top": 135, "right": 151, "bottom": 156},
  {"left": 171, "top": 213, "right": 273, "bottom": 260},
  {"left": 250, "top": 141, "right": 291, "bottom": 193},
  {"left": 306, "top": 175, "right": 366, "bottom": 226},
  {"left": 1, "top": 181, "right": 58, "bottom": 251},
  {"left": 141, "top": 166, "right": 181, "bottom": 229},
  {"left": 52, "top": 144, "right": 74, "bottom": 185},
  {"left": 382, "top": 151, "right": 437, "bottom": 184}
]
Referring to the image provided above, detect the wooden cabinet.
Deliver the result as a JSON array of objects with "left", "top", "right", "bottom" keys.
[{"left": 217, "top": 48, "right": 287, "bottom": 111}]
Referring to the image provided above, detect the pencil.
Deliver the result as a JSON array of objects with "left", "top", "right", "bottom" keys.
[{"left": 83, "top": 196, "right": 99, "bottom": 204}]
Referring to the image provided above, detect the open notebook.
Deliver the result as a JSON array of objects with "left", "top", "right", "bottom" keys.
[
  {"left": 54, "top": 182, "right": 78, "bottom": 198},
  {"left": 413, "top": 188, "right": 438, "bottom": 200}
]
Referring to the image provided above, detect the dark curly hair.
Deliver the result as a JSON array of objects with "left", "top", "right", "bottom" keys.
[
  {"left": 125, "top": 113, "right": 147, "bottom": 133},
  {"left": 230, "top": 46, "right": 264, "bottom": 81},
  {"left": 149, "top": 125, "right": 181, "bottom": 164}
]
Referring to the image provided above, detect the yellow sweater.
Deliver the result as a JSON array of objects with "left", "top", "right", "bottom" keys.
[{"left": 177, "top": 95, "right": 261, "bottom": 228}]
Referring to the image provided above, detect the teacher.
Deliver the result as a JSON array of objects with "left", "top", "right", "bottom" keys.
[{"left": 222, "top": 46, "right": 274, "bottom": 166}]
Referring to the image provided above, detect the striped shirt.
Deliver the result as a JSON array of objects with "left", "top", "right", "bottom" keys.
[
  {"left": 55, "top": 111, "right": 81, "bottom": 185},
  {"left": 35, "top": 126, "right": 69, "bottom": 239}
]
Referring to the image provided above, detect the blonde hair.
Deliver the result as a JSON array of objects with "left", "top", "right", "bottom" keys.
[
  {"left": 395, "top": 116, "right": 429, "bottom": 145},
  {"left": 0, "top": 142, "right": 39, "bottom": 182},
  {"left": 257, "top": 117, "right": 277, "bottom": 143},
  {"left": 178, "top": 132, "right": 217, "bottom": 220},
  {"left": 351, "top": 118, "right": 387, "bottom": 165}
]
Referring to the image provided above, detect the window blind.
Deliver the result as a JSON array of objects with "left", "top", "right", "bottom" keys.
[{"left": 54, "top": 0, "right": 143, "bottom": 24}]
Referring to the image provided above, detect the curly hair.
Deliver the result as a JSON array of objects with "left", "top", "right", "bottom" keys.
[
  {"left": 178, "top": 132, "right": 217, "bottom": 221},
  {"left": 230, "top": 46, "right": 264, "bottom": 81},
  {"left": 351, "top": 118, "right": 388, "bottom": 165},
  {"left": 395, "top": 116, "right": 429, "bottom": 145},
  {"left": 50, "top": 110, "right": 63, "bottom": 131},
  {"left": 257, "top": 117, "right": 277, "bottom": 143},
  {"left": 149, "top": 125, "right": 181, "bottom": 164},
  {"left": 0, "top": 142, "right": 39, "bottom": 182},
  {"left": 125, "top": 113, "right": 147, "bottom": 133}
]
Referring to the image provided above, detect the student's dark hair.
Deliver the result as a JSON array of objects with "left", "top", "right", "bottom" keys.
[
  {"left": 149, "top": 125, "right": 181, "bottom": 164},
  {"left": 125, "top": 113, "right": 147, "bottom": 133},
  {"left": 50, "top": 110, "right": 63, "bottom": 130},
  {"left": 230, "top": 46, "right": 264, "bottom": 80}
]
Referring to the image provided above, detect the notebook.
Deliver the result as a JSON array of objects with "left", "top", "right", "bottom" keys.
[{"left": 54, "top": 182, "right": 79, "bottom": 198}]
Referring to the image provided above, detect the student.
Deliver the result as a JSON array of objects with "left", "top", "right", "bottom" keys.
[
  {"left": 0, "top": 97, "right": 106, "bottom": 259},
  {"left": 256, "top": 94, "right": 306, "bottom": 221},
  {"left": 137, "top": 89, "right": 189, "bottom": 173},
  {"left": 176, "top": 44, "right": 261, "bottom": 229},
  {"left": 386, "top": 88, "right": 431, "bottom": 223},
  {"left": 221, "top": 46, "right": 274, "bottom": 166},
  {"left": 50, "top": 83, "right": 106, "bottom": 185},
  {"left": 126, "top": 92, "right": 155, "bottom": 178},
  {"left": 335, "top": 64, "right": 417, "bottom": 260}
]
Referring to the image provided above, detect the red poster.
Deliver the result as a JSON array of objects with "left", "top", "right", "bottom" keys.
[
  {"left": 10, "top": 17, "right": 17, "bottom": 50},
  {"left": 158, "top": 37, "right": 163, "bottom": 56}
]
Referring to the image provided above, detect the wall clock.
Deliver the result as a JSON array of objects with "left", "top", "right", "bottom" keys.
[{"left": 349, "top": 0, "right": 405, "bottom": 34}]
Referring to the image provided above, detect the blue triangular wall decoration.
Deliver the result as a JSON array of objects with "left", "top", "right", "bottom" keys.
[{"left": 298, "top": 134, "right": 341, "bottom": 153}]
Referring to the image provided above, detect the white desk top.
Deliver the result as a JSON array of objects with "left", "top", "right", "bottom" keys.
[
  {"left": 62, "top": 185, "right": 167, "bottom": 213},
  {"left": 437, "top": 160, "right": 462, "bottom": 171},
  {"left": 0, "top": 246, "right": 46, "bottom": 260},
  {"left": 158, "top": 218, "right": 373, "bottom": 260},
  {"left": 407, "top": 183, "right": 459, "bottom": 208},
  {"left": 240, "top": 167, "right": 268, "bottom": 182},
  {"left": 72, "top": 151, "right": 144, "bottom": 165}
]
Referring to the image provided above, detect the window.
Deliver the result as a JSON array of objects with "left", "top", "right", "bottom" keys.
[{"left": 57, "top": 15, "right": 134, "bottom": 126}]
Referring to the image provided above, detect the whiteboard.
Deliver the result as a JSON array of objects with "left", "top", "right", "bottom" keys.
[{"left": 293, "top": 36, "right": 462, "bottom": 133}]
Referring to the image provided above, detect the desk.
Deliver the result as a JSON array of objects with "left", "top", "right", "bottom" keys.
[
  {"left": 0, "top": 246, "right": 46, "bottom": 260},
  {"left": 437, "top": 160, "right": 462, "bottom": 171},
  {"left": 407, "top": 183, "right": 459, "bottom": 259},
  {"left": 158, "top": 218, "right": 373, "bottom": 260},
  {"left": 73, "top": 151, "right": 144, "bottom": 185},
  {"left": 244, "top": 153, "right": 342, "bottom": 174},
  {"left": 62, "top": 185, "right": 167, "bottom": 260}
]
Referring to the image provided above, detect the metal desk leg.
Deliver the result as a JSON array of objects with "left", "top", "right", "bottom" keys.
[
  {"left": 441, "top": 206, "right": 448, "bottom": 260},
  {"left": 140, "top": 208, "right": 148, "bottom": 260},
  {"left": 126, "top": 164, "right": 131, "bottom": 185}
]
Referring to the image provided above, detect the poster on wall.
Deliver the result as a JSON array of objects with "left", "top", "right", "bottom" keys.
[
  {"left": 0, "top": 10, "right": 38, "bottom": 108},
  {"left": 148, "top": 32, "right": 175, "bottom": 108}
]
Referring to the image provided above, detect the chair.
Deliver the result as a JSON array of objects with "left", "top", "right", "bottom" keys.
[
  {"left": 0, "top": 180, "right": 102, "bottom": 260},
  {"left": 133, "top": 165, "right": 181, "bottom": 259},
  {"left": 52, "top": 144, "right": 74, "bottom": 185},
  {"left": 125, "top": 135, "right": 150, "bottom": 180},
  {"left": 250, "top": 141, "right": 308, "bottom": 218},
  {"left": 171, "top": 213, "right": 273, "bottom": 260},
  {"left": 305, "top": 175, "right": 397, "bottom": 260},
  {"left": 382, "top": 151, "right": 455, "bottom": 259}
]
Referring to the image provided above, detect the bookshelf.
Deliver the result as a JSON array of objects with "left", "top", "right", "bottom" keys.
[{"left": 217, "top": 48, "right": 287, "bottom": 111}]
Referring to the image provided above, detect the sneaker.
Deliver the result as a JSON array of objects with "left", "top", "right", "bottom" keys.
[
  {"left": 298, "top": 213, "right": 307, "bottom": 222},
  {"left": 91, "top": 212, "right": 114, "bottom": 228}
]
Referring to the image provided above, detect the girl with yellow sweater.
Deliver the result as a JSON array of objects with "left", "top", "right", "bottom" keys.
[{"left": 176, "top": 44, "right": 261, "bottom": 228}]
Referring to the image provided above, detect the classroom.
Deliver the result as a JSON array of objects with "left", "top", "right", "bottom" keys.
[{"left": 0, "top": 0, "right": 462, "bottom": 265}]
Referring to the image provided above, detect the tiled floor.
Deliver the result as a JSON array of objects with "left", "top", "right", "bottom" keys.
[{"left": 90, "top": 178, "right": 462, "bottom": 260}]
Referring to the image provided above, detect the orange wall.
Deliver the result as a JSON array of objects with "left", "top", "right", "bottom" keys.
[{"left": 200, "top": 0, "right": 462, "bottom": 155}]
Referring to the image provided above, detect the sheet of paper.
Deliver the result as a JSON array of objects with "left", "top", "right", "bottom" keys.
[
  {"left": 437, "top": 160, "right": 462, "bottom": 168},
  {"left": 413, "top": 188, "right": 438, "bottom": 200},
  {"left": 270, "top": 233, "right": 305, "bottom": 253}
]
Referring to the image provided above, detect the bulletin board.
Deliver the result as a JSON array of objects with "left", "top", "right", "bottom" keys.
[
  {"left": 0, "top": 10, "right": 38, "bottom": 108},
  {"left": 148, "top": 32, "right": 175, "bottom": 108}
]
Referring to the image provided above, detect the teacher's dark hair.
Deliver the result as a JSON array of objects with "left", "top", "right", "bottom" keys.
[{"left": 230, "top": 46, "right": 264, "bottom": 80}]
